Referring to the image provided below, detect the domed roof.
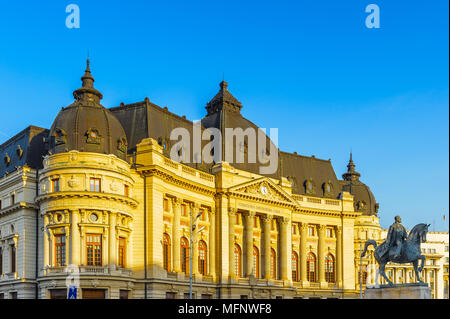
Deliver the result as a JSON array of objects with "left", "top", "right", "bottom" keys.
[
  {"left": 341, "top": 153, "right": 379, "bottom": 216},
  {"left": 48, "top": 59, "right": 127, "bottom": 161}
]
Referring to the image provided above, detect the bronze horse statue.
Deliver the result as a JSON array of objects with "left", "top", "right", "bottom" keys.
[{"left": 361, "top": 223, "right": 430, "bottom": 286}]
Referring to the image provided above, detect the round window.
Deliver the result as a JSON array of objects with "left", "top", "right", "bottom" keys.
[{"left": 90, "top": 213, "right": 99, "bottom": 222}]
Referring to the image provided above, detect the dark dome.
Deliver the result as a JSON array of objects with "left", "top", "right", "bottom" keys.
[
  {"left": 48, "top": 59, "right": 127, "bottom": 161},
  {"left": 341, "top": 153, "right": 379, "bottom": 216}
]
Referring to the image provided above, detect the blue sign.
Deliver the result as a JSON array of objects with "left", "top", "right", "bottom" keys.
[{"left": 68, "top": 286, "right": 77, "bottom": 299}]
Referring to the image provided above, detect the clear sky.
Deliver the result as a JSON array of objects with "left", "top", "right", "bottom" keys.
[{"left": 0, "top": 0, "right": 448, "bottom": 231}]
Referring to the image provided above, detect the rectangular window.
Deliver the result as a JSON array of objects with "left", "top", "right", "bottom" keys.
[
  {"left": 292, "top": 225, "right": 296, "bottom": 234},
  {"left": 10, "top": 194, "right": 15, "bottom": 206},
  {"left": 90, "top": 178, "right": 101, "bottom": 192},
  {"left": 55, "top": 234, "right": 66, "bottom": 267},
  {"left": 165, "top": 292, "right": 176, "bottom": 299},
  {"left": 0, "top": 247, "right": 2, "bottom": 275},
  {"left": 326, "top": 228, "right": 333, "bottom": 238},
  {"left": 201, "top": 294, "right": 212, "bottom": 299},
  {"left": 181, "top": 204, "right": 187, "bottom": 217},
  {"left": 10, "top": 292, "right": 17, "bottom": 299},
  {"left": 10, "top": 244, "right": 16, "bottom": 273},
  {"left": 163, "top": 199, "right": 169, "bottom": 212},
  {"left": 0, "top": 199, "right": 2, "bottom": 209},
  {"left": 0, "top": 293, "right": 4, "bottom": 299},
  {"left": 124, "top": 184, "right": 129, "bottom": 197},
  {"left": 118, "top": 237, "right": 126, "bottom": 268},
  {"left": 120, "top": 290, "right": 129, "bottom": 299},
  {"left": 199, "top": 209, "right": 206, "bottom": 221},
  {"left": 86, "top": 234, "right": 102, "bottom": 266},
  {"left": 52, "top": 178, "right": 60, "bottom": 192},
  {"left": 308, "top": 226, "right": 315, "bottom": 237},
  {"left": 50, "top": 289, "right": 67, "bottom": 299}
]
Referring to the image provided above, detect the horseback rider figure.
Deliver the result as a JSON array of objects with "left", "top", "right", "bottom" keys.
[{"left": 381, "top": 216, "right": 408, "bottom": 260}]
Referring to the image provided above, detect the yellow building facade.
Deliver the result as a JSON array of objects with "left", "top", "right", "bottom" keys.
[{"left": 8, "top": 59, "right": 447, "bottom": 299}]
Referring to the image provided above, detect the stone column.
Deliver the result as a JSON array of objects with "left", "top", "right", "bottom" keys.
[
  {"left": 172, "top": 198, "right": 182, "bottom": 273},
  {"left": 71, "top": 210, "right": 80, "bottom": 266},
  {"left": 280, "top": 217, "right": 291, "bottom": 281},
  {"left": 318, "top": 225, "right": 326, "bottom": 284},
  {"left": 109, "top": 212, "right": 117, "bottom": 269},
  {"left": 208, "top": 207, "right": 216, "bottom": 278},
  {"left": 228, "top": 208, "right": 237, "bottom": 280},
  {"left": 262, "top": 215, "right": 273, "bottom": 280},
  {"left": 243, "top": 211, "right": 255, "bottom": 277},
  {"left": 43, "top": 215, "right": 50, "bottom": 267},
  {"left": 336, "top": 226, "right": 343, "bottom": 287},
  {"left": 300, "top": 223, "right": 308, "bottom": 283}
]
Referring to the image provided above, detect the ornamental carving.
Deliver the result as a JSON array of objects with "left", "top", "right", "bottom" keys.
[
  {"left": 234, "top": 180, "right": 291, "bottom": 203},
  {"left": 67, "top": 175, "right": 79, "bottom": 188},
  {"left": 85, "top": 128, "right": 102, "bottom": 145}
]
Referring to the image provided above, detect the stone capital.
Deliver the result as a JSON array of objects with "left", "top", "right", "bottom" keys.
[
  {"left": 261, "top": 214, "right": 273, "bottom": 223},
  {"left": 171, "top": 197, "right": 183, "bottom": 207},
  {"left": 280, "top": 217, "right": 290, "bottom": 225},
  {"left": 242, "top": 211, "right": 256, "bottom": 218},
  {"left": 228, "top": 208, "right": 237, "bottom": 216}
]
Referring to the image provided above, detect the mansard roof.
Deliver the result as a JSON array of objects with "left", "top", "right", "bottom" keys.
[
  {"left": 0, "top": 125, "right": 49, "bottom": 176},
  {"left": 110, "top": 81, "right": 354, "bottom": 201}
]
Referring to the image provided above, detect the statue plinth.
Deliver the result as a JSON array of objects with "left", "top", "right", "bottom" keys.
[{"left": 364, "top": 283, "right": 431, "bottom": 299}]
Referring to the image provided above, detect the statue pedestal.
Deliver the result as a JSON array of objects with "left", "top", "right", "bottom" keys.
[{"left": 364, "top": 283, "right": 431, "bottom": 299}]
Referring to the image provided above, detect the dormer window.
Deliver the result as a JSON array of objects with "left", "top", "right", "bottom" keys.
[
  {"left": 117, "top": 137, "right": 127, "bottom": 153},
  {"left": 54, "top": 128, "right": 67, "bottom": 146},
  {"left": 323, "top": 182, "right": 333, "bottom": 196},
  {"left": 4, "top": 153, "right": 10, "bottom": 166},
  {"left": 305, "top": 179, "right": 315, "bottom": 195},
  {"left": 16, "top": 145, "right": 23, "bottom": 158}
]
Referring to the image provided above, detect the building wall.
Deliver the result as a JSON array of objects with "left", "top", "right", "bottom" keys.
[{"left": 1, "top": 139, "right": 447, "bottom": 299}]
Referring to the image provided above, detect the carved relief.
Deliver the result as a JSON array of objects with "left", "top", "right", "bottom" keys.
[{"left": 67, "top": 175, "right": 79, "bottom": 188}]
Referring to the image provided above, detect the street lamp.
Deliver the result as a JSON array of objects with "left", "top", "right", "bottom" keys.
[{"left": 189, "top": 207, "right": 205, "bottom": 299}]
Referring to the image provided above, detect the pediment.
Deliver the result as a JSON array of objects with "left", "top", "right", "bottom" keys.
[{"left": 229, "top": 177, "right": 299, "bottom": 207}]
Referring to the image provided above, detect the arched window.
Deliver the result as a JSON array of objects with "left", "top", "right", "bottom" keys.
[
  {"left": 306, "top": 252, "right": 316, "bottom": 282},
  {"left": 292, "top": 251, "right": 299, "bottom": 282},
  {"left": 163, "top": 233, "right": 171, "bottom": 272},
  {"left": 253, "top": 246, "right": 259, "bottom": 278},
  {"left": 325, "top": 254, "right": 335, "bottom": 283},
  {"left": 234, "top": 244, "right": 242, "bottom": 278},
  {"left": 181, "top": 237, "right": 189, "bottom": 274},
  {"left": 198, "top": 240, "right": 207, "bottom": 275},
  {"left": 270, "top": 248, "right": 277, "bottom": 280}
]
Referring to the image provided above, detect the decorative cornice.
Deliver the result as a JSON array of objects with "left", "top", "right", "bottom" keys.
[
  {"left": 35, "top": 191, "right": 138, "bottom": 208},
  {"left": 0, "top": 202, "right": 39, "bottom": 217},
  {"left": 139, "top": 167, "right": 215, "bottom": 196}
]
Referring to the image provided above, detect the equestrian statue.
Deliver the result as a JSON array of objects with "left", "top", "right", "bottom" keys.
[{"left": 361, "top": 215, "right": 430, "bottom": 287}]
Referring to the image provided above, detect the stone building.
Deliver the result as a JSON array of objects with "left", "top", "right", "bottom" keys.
[{"left": 0, "top": 59, "right": 408, "bottom": 299}]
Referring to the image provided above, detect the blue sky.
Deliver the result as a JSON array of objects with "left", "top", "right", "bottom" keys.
[{"left": 0, "top": 0, "right": 448, "bottom": 231}]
